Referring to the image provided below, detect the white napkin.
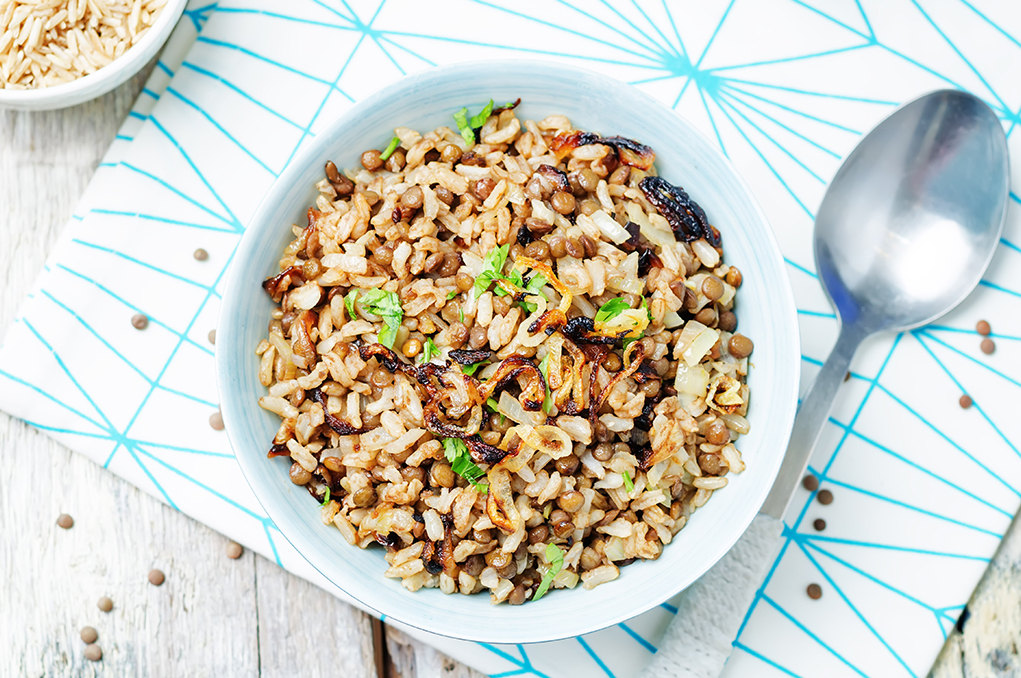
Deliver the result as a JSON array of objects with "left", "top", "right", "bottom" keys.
[{"left": 3, "top": 2, "right": 1020, "bottom": 676}]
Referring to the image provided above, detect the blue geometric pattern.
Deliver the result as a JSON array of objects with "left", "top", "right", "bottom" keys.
[{"left": 1, "top": 1, "right": 1020, "bottom": 676}]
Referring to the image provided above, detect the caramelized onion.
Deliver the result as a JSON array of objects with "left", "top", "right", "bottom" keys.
[
  {"left": 590, "top": 340, "right": 646, "bottom": 425},
  {"left": 267, "top": 443, "right": 290, "bottom": 458},
  {"left": 558, "top": 337, "right": 588, "bottom": 415},
  {"left": 476, "top": 356, "right": 546, "bottom": 411},
  {"left": 640, "top": 176, "right": 718, "bottom": 246},
  {"left": 506, "top": 424, "right": 574, "bottom": 460},
  {"left": 486, "top": 468, "right": 523, "bottom": 533},
  {"left": 310, "top": 388, "right": 366, "bottom": 435},
  {"left": 548, "top": 131, "right": 655, "bottom": 170},
  {"left": 536, "top": 164, "right": 570, "bottom": 192},
  {"left": 291, "top": 310, "right": 318, "bottom": 369},
  {"left": 262, "top": 266, "right": 304, "bottom": 302}
]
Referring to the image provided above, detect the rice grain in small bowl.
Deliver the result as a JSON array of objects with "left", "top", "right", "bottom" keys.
[
  {"left": 217, "top": 60, "right": 800, "bottom": 644},
  {"left": 0, "top": 0, "right": 186, "bottom": 110}
]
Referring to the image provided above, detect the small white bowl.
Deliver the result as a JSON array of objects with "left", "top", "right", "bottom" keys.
[
  {"left": 218, "top": 60, "right": 801, "bottom": 644},
  {"left": 0, "top": 0, "right": 186, "bottom": 111}
]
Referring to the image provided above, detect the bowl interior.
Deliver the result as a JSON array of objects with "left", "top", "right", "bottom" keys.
[{"left": 218, "top": 60, "right": 800, "bottom": 643}]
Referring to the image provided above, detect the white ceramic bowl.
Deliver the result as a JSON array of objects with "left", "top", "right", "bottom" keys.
[
  {"left": 0, "top": 0, "right": 186, "bottom": 111},
  {"left": 218, "top": 60, "right": 800, "bottom": 644}
]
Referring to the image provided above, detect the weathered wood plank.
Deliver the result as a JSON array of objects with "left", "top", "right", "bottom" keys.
[
  {"left": 0, "top": 61, "right": 376, "bottom": 678},
  {"left": 384, "top": 627, "right": 486, "bottom": 678}
]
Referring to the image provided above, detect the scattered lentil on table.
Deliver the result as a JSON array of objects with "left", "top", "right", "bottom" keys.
[
  {"left": 976, "top": 319, "right": 991, "bottom": 336},
  {"left": 813, "top": 518, "right": 826, "bottom": 531},
  {"left": 56, "top": 513, "right": 73, "bottom": 529},
  {"left": 208, "top": 329, "right": 216, "bottom": 344},
  {"left": 84, "top": 644, "right": 102, "bottom": 662},
  {"left": 209, "top": 411, "right": 224, "bottom": 431},
  {"left": 97, "top": 596, "right": 113, "bottom": 613},
  {"left": 80, "top": 627, "right": 97, "bottom": 644},
  {"left": 131, "top": 313, "right": 148, "bottom": 330},
  {"left": 193, "top": 248, "right": 209, "bottom": 261},
  {"left": 817, "top": 489, "right": 834, "bottom": 505},
  {"left": 960, "top": 395, "right": 973, "bottom": 409},
  {"left": 802, "top": 475, "right": 819, "bottom": 492},
  {"left": 226, "top": 541, "right": 243, "bottom": 559},
  {"left": 148, "top": 569, "right": 165, "bottom": 586},
  {"left": 807, "top": 583, "right": 823, "bottom": 600},
  {"left": 981, "top": 338, "right": 995, "bottom": 355}
]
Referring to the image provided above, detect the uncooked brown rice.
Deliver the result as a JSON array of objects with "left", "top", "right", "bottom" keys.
[
  {"left": 256, "top": 101, "right": 754, "bottom": 604},
  {"left": 0, "top": 0, "right": 166, "bottom": 89}
]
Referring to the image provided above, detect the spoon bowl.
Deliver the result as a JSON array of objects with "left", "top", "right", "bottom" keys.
[{"left": 815, "top": 89, "right": 1009, "bottom": 334}]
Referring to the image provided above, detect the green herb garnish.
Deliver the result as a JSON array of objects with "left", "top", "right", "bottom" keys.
[
  {"left": 420, "top": 337, "right": 439, "bottom": 364},
  {"left": 473, "top": 243, "right": 510, "bottom": 298},
  {"left": 622, "top": 470, "right": 634, "bottom": 494},
  {"left": 485, "top": 397, "right": 505, "bottom": 424},
  {"left": 358, "top": 289, "right": 403, "bottom": 349},
  {"left": 446, "top": 289, "right": 457, "bottom": 300},
  {"left": 442, "top": 438, "right": 488, "bottom": 492},
  {"left": 461, "top": 360, "right": 490, "bottom": 377},
  {"left": 344, "top": 289, "right": 359, "bottom": 322},
  {"left": 543, "top": 503, "right": 553, "bottom": 519},
  {"left": 532, "top": 543, "right": 564, "bottom": 602},
  {"left": 537, "top": 352, "right": 553, "bottom": 414},
  {"left": 595, "top": 297, "right": 631, "bottom": 324},
  {"left": 379, "top": 135, "right": 401, "bottom": 161},
  {"left": 458, "top": 305, "right": 465, "bottom": 324},
  {"left": 453, "top": 99, "right": 495, "bottom": 146},
  {"left": 320, "top": 487, "right": 331, "bottom": 506},
  {"left": 494, "top": 269, "right": 548, "bottom": 313}
]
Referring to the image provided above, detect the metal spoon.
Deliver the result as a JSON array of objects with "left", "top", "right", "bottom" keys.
[
  {"left": 762, "top": 88, "right": 1009, "bottom": 517},
  {"left": 645, "top": 89, "right": 1008, "bottom": 678}
]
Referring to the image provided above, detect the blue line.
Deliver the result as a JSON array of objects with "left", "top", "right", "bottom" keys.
[
  {"left": 710, "top": 44, "right": 870, "bottom": 73},
  {"left": 694, "top": 0, "right": 735, "bottom": 68},
  {"left": 179, "top": 62, "right": 305, "bottom": 131},
  {"left": 264, "top": 522, "right": 283, "bottom": 567},
  {"left": 720, "top": 85, "right": 844, "bottom": 159},
  {"left": 89, "top": 208, "right": 236, "bottom": 234},
  {"left": 721, "top": 82, "right": 863, "bottom": 134},
  {"left": 0, "top": 368, "right": 108, "bottom": 432},
  {"left": 798, "top": 309, "right": 836, "bottom": 318},
  {"left": 213, "top": 7, "right": 356, "bottom": 30},
  {"left": 196, "top": 36, "right": 338, "bottom": 84},
  {"left": 916, "top": 331, "right": 1021, "bottom": 389},
  {"left": 71, "top": 239, "right": 215, "bottom": 291},
  {"left": 618, "top": 622, "right": 656, "bottom": 653},
  {"left": 732, "top": 642, "right": 805, "bottom": 678},
  {"left": 803, "top": 534, "right": 990, "bottom": 561},
  {"left": 121, "top": 162, "right": 237, "bottom": 229},
  {"left": 761, "top": 595, "right": 870, "bottom": 677},
  {"left": 979, "top": 278, "right": 1021, "bottom": 300},
  {"left": 577, "top": 636, "right": 616, "bottom": 678}
]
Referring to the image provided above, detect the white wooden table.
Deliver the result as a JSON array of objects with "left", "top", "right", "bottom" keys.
[{"left": 1, "top": 66, "right": 1016, "bottom": 678}]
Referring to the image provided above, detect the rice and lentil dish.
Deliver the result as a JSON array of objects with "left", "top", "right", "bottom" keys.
[{"left": 256, "top": 99, "right": 754, "bottom": 605}]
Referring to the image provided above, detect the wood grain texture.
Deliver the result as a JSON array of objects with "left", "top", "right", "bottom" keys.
[
  {"left": 0, "top": 61, "right": 378, "bottom": 678},
  {"left": 385, "top": 627, "right": 486, "bottom": 678}
]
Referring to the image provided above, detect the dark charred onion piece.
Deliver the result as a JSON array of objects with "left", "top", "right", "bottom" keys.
[
  {"left": 597, "top": 136, "right": 656, "bottom": 170},
  {"left": 631, "top": 362, "right": 659, "bottom": 384},
  {"left": 261, "top": 266, "right": 304, "bottom": 302},
  {"left": 421, "top": 540, "right": 442, "bottom": 575},
  {"left": 464, "top": 435, "right": 510, "bottom": 465},
  {"left": 291, "top": 310, "right": 318, "bottom": 368},
  {"left": 516, "top": 223, "right": 535, "bottom": 247},
  {"left": 449, "top": 348, "right": 492, "bottom": 365},
  {"left": 640, "top": 176, "right": 717, "bottom": 246},
  {"left": 375, "top": 532, "right": 401, "bottom": 550},
  {"left": 536, "top": 164, "right": 570, "bottom": 192},
  {"left": 476, "top": 356, "right": 546, "bottom": 411},
  {"left": 267, "top": 443, "right": 290, "bottom": 458},
  {"left": 529, "top": 309, "right": 567, "bottom": 335},
  {"left": 492, "top": 97, "right": 521, "bottom": 114},
  {"left": 423, "top": 400, "right": 484, "bottom": 438},
  {"left": 585, "top": 344, "right": 610, "bottom": 414},
  {"left": 621, "top": 221, "right": 641, "bottom": 251},
  {"left": 549, "top": 130, "right": 601, "bottom": 161},
  {"left": 634, "top": 398, "right": 656, "bottom": 431},
  {"left": 590, "top": 341, "right": 646, "bottom": 425},
  {"left": 637, "top": 246, "right": 662, "bottom": 277},
  {"left": 563, "top": 316, "right": 617, "bottom": 345},
  {"left": 310, "top": 388, "right": 366, "bottom": 435},
  {"left": 358, "top": 343, "right": 405, "bottom": 373}
]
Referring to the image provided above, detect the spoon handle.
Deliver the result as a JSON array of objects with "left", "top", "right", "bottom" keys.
[{"left": 760, "top": 323, "right": 865, "bottom": 518}]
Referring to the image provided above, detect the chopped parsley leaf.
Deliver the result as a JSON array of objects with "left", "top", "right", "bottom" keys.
[
  {"left": 543, "top": 503, "right": 553, "bottom": 519},
  {"left": 320, "top": 487, "right": 331, "bottom": 506},
  {"left": 379, "top": 135, "right": 402, "bottom": 161},
  {"left": 419, "top": 337, "right": 439, "bottom": 364},
  {"left": 485, "top": 397, "right": 505, "bottom": 425},
  {"left": 442, "top": 438, "right": 488, "bottom": 492},
  {"left": 537, "top": 352, "right": 553, "bottom": 414},
  {"left": 622, "top": 470, "right": 634, "bottom": 494},
  {"left": 595, "top": 297, "right": 631, "bottom": 324},
  {"left": 458, "top": 305, "right": 465, "bottom": 324},
  {"left": 344, "top": 290, "right": 359, "bottom": 322},
  {"left": 494, "top": 269, "right": 548, "bottom": 313},
  {"left": 473, "top": 243, "right": 510, "bottom": 298},
  {"left": 461, "top": 360, "right": 490, "bottom": 377},
  {"left": 453, "top": 107, "right": 473, "bottom": 146},
  {"left": 359, "top": 289, "right": 403, "bottom": 349},
  {"left": 532, "top": 543, "right": 564, "bottom": 602},
  {"left": 469, "top": 99, "right": 495, "bottom": 129},
  {"left": 446, "top": 289, "right": 457, "bottom": 300}
]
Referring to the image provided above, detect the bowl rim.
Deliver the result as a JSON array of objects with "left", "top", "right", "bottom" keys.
[
  {"left": 217, "top": 58, "right": 801, "bottom": 643},
  {"left": 0, "top": 0, "right": 187, "bottom": 105}
]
